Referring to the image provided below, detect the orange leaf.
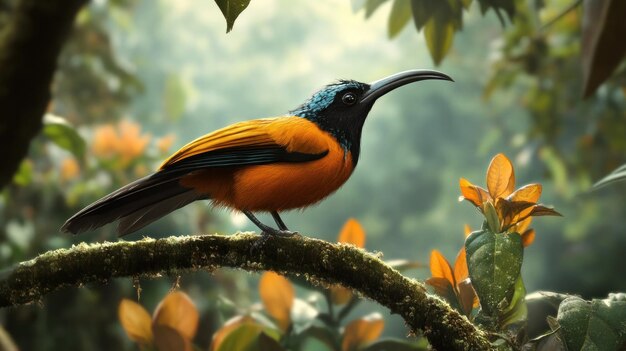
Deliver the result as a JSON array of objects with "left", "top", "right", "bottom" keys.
[
  {"left": 521, "top": 229, "right": 536, "bottom": 247},
  {"left": 337, "top": 218, "right": 366, "bottom": 248},
  {"left": 515, "top": 217, "right": 533, "bottom": 235},
  {"left": 486, "top": 154, "right": 515, "bottom": 199},
  {"left": 453, "top": 248, "right": 468, "bottom": 284},
  {"left": 153, "top": 325, "right": 192, "bottom": 351},
  {"left": 341, "top": 313, "right": 384, "bottom": 351},
  {"left": 459, "top": 178, "right": 490, "bottom": 207},
  {"left": 463, "top": 224, "right": 472, "bottom": 238},
  {"left": 529, "top": 205, "right": 562, "bottom": 217},
  {"left": 118, "top": 299, "right": 153, "bottom": 345},
  {"left": 259, "top": 271, "right": 294, "bottom": 331},
  {"left": 495, "top": 198, "right": 536, "bottom": 231},
  {"left": 425, "top": 277, "right": 457, "bottom": 304},
  {"left": 457, "top": 279, "right": 478, "bottom": 317},
  {"left": 153, "top": 292, "right": 199, "bottom": 340},
  {"left": 209, "top": 315, "right": 255, "bottom": 351},
  {"left": 508, "top": 183, "right": 542, "bottom": 203},
  {"left": 429, "top": 250, "right": 455, "bottom": 287},
  {"left": 330, "top": 285, "right": 353, "bottom": 305}
]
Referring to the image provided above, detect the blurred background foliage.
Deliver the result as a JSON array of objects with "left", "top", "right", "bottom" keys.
[{"left": 0, "top": 0, "right": 625, "bottom": 349}]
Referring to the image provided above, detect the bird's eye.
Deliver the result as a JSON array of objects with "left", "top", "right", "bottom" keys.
[{"left": 342, "top": 92, "right": 357, "bottom": 105}]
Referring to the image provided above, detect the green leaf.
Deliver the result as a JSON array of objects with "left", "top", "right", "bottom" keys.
[
  {"left": 388, "top": 0, "right": 412, "bottom": 38},
  {"left": 526, "top": 291, "right": 571, "bottom": 339},
  {"left": 12, "top": 159, "right": 33, "bottom": 186},
  {"left": 365, "top": 0, "right": 389, "bottom": 18},
  {"left": 43, "top": 114, "right": 86, "bottom": 160},
  {"left": 581, "top": 0, "right": 626, "bottom": 97},
  {"left": 295, "top": 326, "right": 335, "bottom": 351},
  {"left": 483, "top": 201, "right": 500, "bottom": 234},
  {"left": 422, "top": 2, "right": 458, "bottom": 66},
  {"left": 592, "top": 164, "right": 626, "bottom": 190},
  {"left": 556, "top": 296, "right": 626, "bottom": 351},
  {"left": 465, "top": 229, "right": 523, "bottom": 317},
  {"left": 213, "top": 0, "right": 251, "bottom": 33},
  {"left": 163, "top": 74, "right": 187, "bottom": 121},
  {"left": 499, "top": 276, "right": 527, "bottom": 330},
  {"left": 409, "top": 0, "right": 432, "bottom": 30},
  {"left": 216, "top": 323, "right": 278, "bottom": 351},
  {"left": 476, "top": 0, "right": 516, "bottom": 25}
]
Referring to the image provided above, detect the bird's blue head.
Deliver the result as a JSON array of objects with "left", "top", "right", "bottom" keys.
[{"left": 289, "top": 70, "right": 453, "bottom": 163}]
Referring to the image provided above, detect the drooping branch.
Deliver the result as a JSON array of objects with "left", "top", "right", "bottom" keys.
[
  {"left": 0, "top": 233, "right": 493, "bottom": 350},
  {"left": 0, "top": 0, "right": 87, "bottom": 189}
]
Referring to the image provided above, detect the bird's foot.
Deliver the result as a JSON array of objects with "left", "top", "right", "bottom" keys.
[{"left": 251, "top": 228, "right": 300, "bottom": 253}]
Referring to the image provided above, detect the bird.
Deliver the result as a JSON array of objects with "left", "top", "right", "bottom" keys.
[{"left": 62, "top": 69, "right": 452, "bottom": 237}]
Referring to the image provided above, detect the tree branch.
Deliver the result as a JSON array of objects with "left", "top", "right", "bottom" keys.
[
  {"left": 0, "top": 233, "right": 493, "bottom": 350},
  {"left": 0, "top": 0, "right": 87, "bottom": 190}
]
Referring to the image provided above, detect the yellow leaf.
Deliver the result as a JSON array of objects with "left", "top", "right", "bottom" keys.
[
  {"left": 453, "top": 248, "right": 468, "bottom": 285},
  {"left": 259, "top": 271, "right": 294, "bottom": 331},
  {"left": 521, "top": 229, "right": 536, "bottom": 247},
  {"left": 118, "top": 299, "right": 153, "bottom": 345},
  {"left": 459, "top": 178, "right": 490, "bottom": 207},
  {"left": 337, "top": 218, "right": 366, "bottom": 248},
  {"left": 330, "top": 285, "right": 353, "bottom": 305},
  {"left": 209, "top": 316, "right": 255, "bottom": 351},
  {"left": 508, "top": 183, "right": 542, "bottom": 203},
  {"left": 153, "top": 292, "right": 199, "bottom": 340},
  {"left": 153, "top": 325, "right": 192, "bottom": 351},
  {"left": 486, "top": 153, "right": 515, "bottom": 199},
  {"left": 341, "top": 313, "right": 384, "bottom": 351},
  {"left": 429, "top": 250, "right": 455, "bottom": 287}
]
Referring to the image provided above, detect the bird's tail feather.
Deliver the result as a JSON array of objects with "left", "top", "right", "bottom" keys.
[{"left": 61, "top": 172, "right": 205, "bottom": 236}]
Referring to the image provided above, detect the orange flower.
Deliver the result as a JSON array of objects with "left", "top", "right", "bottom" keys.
[
  {"left": 92, "top": 125, "right": 119, "bottom": 158},
  {"left": 459, "top": 153, "right": 561, "bottom": 233},
  {"left": 117, "top": 120, "right": 150, "bottom": 164},
  {"left": 91, "top": 120, "right": 151, "bottom": 165},
  {"left": 60, "top": 157, "right": 80, "bottom": 181},
  {"left": 156, "top": 134, "right": 176, "bottom": 154},
  {"left": 426, "top": 249, "right": 478, "bottom": 317},
  {"left": 118, "top": 291, "right": 199, "bottom": 351}
]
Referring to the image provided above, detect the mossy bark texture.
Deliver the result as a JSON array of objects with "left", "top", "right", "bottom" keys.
[{"left": 0, "top": 233, "right": 493, "bottom": 350}]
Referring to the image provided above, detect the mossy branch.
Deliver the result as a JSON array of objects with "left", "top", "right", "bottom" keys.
[{"left": 0, "top": 233, "right": 493, "bottom": 350}]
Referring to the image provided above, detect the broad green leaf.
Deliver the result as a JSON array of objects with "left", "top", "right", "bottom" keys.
[
  {"left": 526, "top": 291, "right": 571, "bottom": 339},
  {"left": 213, "top": 0, "right": 251, "bottom": 33},
  {"left": 465, "top": 229, "right": 523, "bottom": 317},
  {"left": 216, "top": 323, "right": 280, "bottom": 351},
  {"left": 423, "top": 16, "right": 455, "bottom": 66},
  {"left": 581, "top": 0, "right": 626, "bottom": 97},
  {"left": 12, "top": 159, "right": 33, "bottom": 186},
  {"left": 556, "top": 296, "right": 626, "bottom": 351},
  {"left": 163, "top": 74, "right": 187, "bottom": 121},
  {"left": 43, "top": 114, "right": 86, "bottom": 159},
  {"left": 410, "top": 0, "right": 431, "bottom": 30},
  {"left": 365, "top": 0, "right": 389, "bottom": 18},
  {"left": 388, "top": 0, "right": 412, "bottom": 39},
  {"left": 499, "top": 276, "right": 527, "bottom": 330}
]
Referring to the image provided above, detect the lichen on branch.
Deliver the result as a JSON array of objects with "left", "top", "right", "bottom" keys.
[{"left": 0, "top": 233, "right": 492, "bottom": 350}]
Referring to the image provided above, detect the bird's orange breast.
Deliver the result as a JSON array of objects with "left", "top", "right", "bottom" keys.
[{"left": 179, "top": 117, "right": 355, "bottom": 211}]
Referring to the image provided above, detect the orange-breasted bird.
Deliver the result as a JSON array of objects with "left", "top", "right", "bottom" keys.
[{"left": 62, "top": 70, "right": 452, "bottom": 236}]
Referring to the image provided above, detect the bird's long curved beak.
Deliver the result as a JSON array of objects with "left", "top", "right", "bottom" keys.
[{"left": 360, "top": 69, "right": 453, "bottom": 103}]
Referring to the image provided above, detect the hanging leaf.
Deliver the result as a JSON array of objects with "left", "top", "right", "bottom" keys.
[
  {"left": 423, "top": 16, "right": 455, "bottom": 66},
  {"left": 118, "top": 299, "right": 153, "bottom": 345},
  {"left": 342, "top": 313, "right": 385, "bottom": 351},
  {"left": 365, "top": 0, "right": 390, "bottom": 18},
  {"left": 153, "top": 292, "right": 199, "bottom": 340},
  {"left": 465, "top": 228, "right": 523, "bottom": 316},
  {"left": 388, "top": 0, "right": 412, "bottom": 38},
  {"left": 581, "top": 0, "right": 626, "bottom": 97},
  {"left": 43, "top": 114, "right": 86, "bottom": 160},
  {"left": 338, "top": 218, "right": 366, "bottom": 248},
  {"left": 214, "top": 0, "right": 251, "bottom": 33},
  {"left": 556, "top": 296, "right": 626, "bottom": 351},
  {"left": 259, "top": 271, "right": 294, "bottom": 331}
]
